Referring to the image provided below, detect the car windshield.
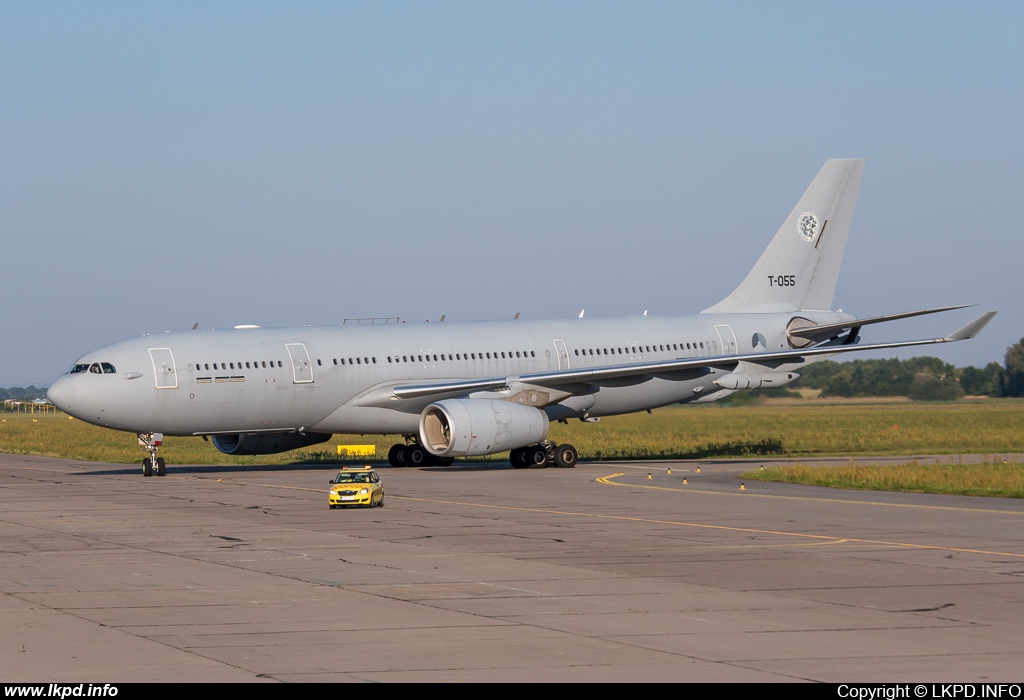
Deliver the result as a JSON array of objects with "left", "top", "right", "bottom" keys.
[{"left": 334, "top": 472, "right": 372, "bottom": 483}]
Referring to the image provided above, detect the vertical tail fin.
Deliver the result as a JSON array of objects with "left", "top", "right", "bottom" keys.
[{"left": 703, "top": 158, "right": 866, "bottom": 313}]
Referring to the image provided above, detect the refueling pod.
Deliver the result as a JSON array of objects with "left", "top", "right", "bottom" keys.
[{"left": 713, "top": 371, "right": 800, "bottom": 390}]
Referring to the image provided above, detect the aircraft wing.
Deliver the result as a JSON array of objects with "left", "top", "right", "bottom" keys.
[{"left": 388, "top": 310, "right": 997, "bottom": 403}]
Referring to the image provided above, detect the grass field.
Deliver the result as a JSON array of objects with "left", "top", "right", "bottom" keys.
[
  {"left": 741, "top": 460, "right": 1024, "bottom": 498},
  {"left": 2, "top": 398, "right": 1023, "bottom": 466}
]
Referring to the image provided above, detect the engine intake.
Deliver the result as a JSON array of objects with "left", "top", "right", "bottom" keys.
[
  {"left": 420, "top": 399, "right": 549, "bottom": 457},
  {"left": 211, "top": 431, "right": 331, "bottom": 456}
]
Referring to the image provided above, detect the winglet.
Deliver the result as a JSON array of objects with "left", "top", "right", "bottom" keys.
[{"left": 945, "top": 311, "right": 998, "bottom": 341}]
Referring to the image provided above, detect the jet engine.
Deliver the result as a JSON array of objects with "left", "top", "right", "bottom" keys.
[
  {"left": 419, "top": 399, "right": 550, "bottom": 457},
  {"left": 211, "top": 431, "right": 332, "bottom": 456}
]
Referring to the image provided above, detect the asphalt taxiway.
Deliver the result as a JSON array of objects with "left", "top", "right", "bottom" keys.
[{"left": 2, "top": 453, "right": 1023, "bottom": 682}]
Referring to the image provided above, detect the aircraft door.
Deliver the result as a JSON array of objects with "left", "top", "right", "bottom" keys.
[
  {"left": 552, "top": 339, "right": 570, "bottom": 369},
  {"left": 285, "top": 343, "right": 314, "bottom": 384},
  {"left": 148, "top": 348, "right": 178, "bottom": 389},
  {"left": 714, "top": 325, "right": 738, "bottom": 355}
]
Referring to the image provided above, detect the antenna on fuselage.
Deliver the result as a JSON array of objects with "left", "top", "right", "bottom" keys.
[
  {"left": 514, "top": 312, "right": 520, "bottom": 320},
  {"left": 578, "top": 309, "right": 585, "bottom": 318},
  {"left": 643, "top": 310, "right": 648, "bottom": 316},
  {"left": 191, "top": 323, "right": 199, "bottom": 330},
  {"left": 439, "top": 314, "right": 446, "bottom": 322}
]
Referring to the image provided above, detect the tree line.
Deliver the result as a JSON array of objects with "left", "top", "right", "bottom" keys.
[
  {"left": 0, "top": 386, "right": 48, "bottom": 401},
  {"left": 760, "top": 336, "right": 1024, "bottom": 401}
]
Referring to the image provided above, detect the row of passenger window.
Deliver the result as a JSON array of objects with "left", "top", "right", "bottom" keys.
[
  {"left": 386, "top": 350, "right": 537, "bottom": 364},
  {"left": 574, "top": 341, "right": 716, "bottom": 357},
  {"left": 183, "top": 341, "right": 715, "bottom": 377},
  {"left": 329, "top": 357, "right": 376, "bottom": 365},
  {"left": 325, "top": 351, "right": 543, "bottom": 367},
  {"left": 189, "top": 361, "right": 285, "bottom": 372}
]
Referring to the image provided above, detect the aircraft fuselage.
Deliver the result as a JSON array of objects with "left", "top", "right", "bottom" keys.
[{"left": 47, "top": 310, "right": 843, "bottom": 437}]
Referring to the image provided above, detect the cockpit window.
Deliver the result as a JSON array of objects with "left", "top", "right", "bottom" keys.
[{"left": 72, "top": 362, "right": 116, "bottom": 375}]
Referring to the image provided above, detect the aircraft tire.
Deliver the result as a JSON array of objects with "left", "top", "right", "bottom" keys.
[
  {"left": 527, "top": 445, "right": 548, "bottom": 469},
  {"left": 554, "top": 444, "right": 578, "bottom": 468},
  {"left": 437, "top": 456, "right": 455, "bottom": 467},
  {"left": 510, "top": 448, "right": 528, "bottom": 469},
  {"left": 388, "top": 444, "right": 406, "bottom": 467},
  {"left": 408, "top": 446, "right": 428, "bottom": 467},
  {"left": 156, "top": 457, "right": 166, "bottom": 476},
  {"left": 142, "top": 458, "right": 152, "bottom": 477}
]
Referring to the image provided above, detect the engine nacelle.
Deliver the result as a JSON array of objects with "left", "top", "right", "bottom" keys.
[
  {"left": 211, "top": 431, "right": 332, "bottom": 456},
  {"left": 420, "top": 399, "right": 550, "bottom": 457}
]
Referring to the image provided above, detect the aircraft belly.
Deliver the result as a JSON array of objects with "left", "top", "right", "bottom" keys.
[{"left": 310, "top": 405, "right": 420, "bottom": 434}]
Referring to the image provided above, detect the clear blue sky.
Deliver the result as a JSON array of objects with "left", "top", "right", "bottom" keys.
[{"left": 2, "top": 2, "right": 1021, "bottom": 386}]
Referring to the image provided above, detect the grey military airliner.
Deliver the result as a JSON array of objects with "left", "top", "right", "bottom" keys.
[{"left": 47, "top": 159, "right": 995, "bottom": 476}]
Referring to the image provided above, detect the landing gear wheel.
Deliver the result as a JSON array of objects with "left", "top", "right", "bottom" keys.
[
  {"left": 510, "top": 447, "right": 528, "bottom": 469},
  {"left": 388, "top": 444, "right": 406, "bottom": 467},
  {"left": 142, "top": 458, "right": 153, "bottom": 477},
  {"left": 155, "top": 457, "right": 166, "bottom": 476},
  {"left": 437, "top": 456, "right": 455, "bottom": 467},
  {"left": 555, "top": 444, "right": 578, "bottom": 468},
  {"left": 527, "top": 445, "right": 548, "bottom": 468},
  {"left": 408, "top": 445, "right": 428, "bottom": 467}
]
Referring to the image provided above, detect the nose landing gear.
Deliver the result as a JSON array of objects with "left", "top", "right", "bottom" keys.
[{"left": 138, "top": 433, "right": 166, "bottom": 477}]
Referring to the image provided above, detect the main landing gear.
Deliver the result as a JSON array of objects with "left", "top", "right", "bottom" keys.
[
  {"left": 138, "top": 432, "right": 166, "bottom": 477},
  {"left": 509, "top": 441, "right": 578, "bottom": 469},
  {"left": 387, "top": 441, "right": 456, "bottom": 468}
]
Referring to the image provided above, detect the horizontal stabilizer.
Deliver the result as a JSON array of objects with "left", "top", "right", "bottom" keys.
[
  {"left": 788, "top": 304, "right": 975, "bottom": 342},
  {"left": 945, "top": 311, "right": 998, "bottom": 341}
]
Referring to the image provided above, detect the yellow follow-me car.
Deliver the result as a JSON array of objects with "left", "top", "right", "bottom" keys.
[{"left": 328, "top": 466, "right": 384, "bottom": 508}]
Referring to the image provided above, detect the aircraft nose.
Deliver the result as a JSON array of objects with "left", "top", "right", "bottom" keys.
[{"left": 47, "top": 376, "right": 76, "bottom": 413}]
